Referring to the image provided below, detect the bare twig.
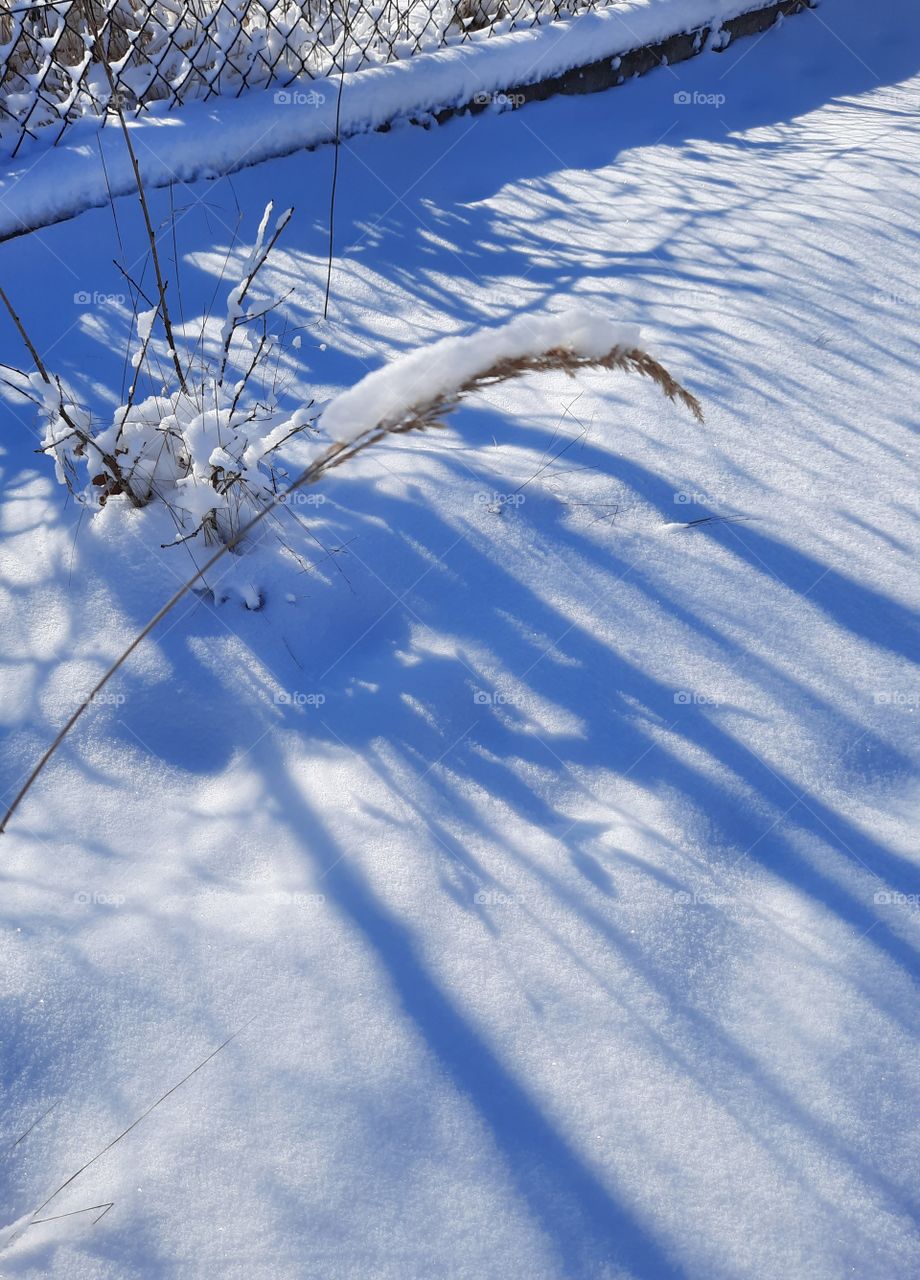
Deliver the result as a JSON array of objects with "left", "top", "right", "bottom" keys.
[
  {"left": 79, "top": 1, "right": 188, "bottom": 395},
  {"left": 111, "top": 259, "right": 154, "bottom": 309},
  {"left": 28, "top": 1202, "right": 114, "bottom": 1228},
  {"left": 323, "top": 22, "right": 348, "bottom": 320},
  {"left": 7, "top": 1101, "right": 60, "bottom": 1155},
  {"left": 0, "top": 284, "right": 50, "bottom": 381},
  {"left": 217, "top": 205, "right": 293, "bottom": 388},
  {"left": 3, "top": 1018, "right": 256, "bottom": 1253},
  {"left": 0, "top": 341, "right": 700, "bottom": 833}
]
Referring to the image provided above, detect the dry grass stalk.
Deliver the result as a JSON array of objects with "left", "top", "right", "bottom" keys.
[
  {"left": 82, "top": 0, "right": 189, "bottom": 395},
  {"left": 0, "top": 339, "right": 701, "bottom": 834},
  {"left": 402, "top": 345, "right": 704, "bottom": 432}
]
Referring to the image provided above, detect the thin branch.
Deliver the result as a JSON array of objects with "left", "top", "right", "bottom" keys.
[
  {"left": 79, "top": 1, "right": 188, "bottom": 395},
  {"left": 230, "top": 321, "right": 270, "bottom": 417},
  {"left": 28, "top": 1202, "right": 114, "bottom": 1227},
  {"left": 111, "top": 259, "right": 154, "bottom": 309},
  {"left": 323, "top": 24, "right": 348, "bottom": 320},
  {"left": 217, "top": 207, "right": 293, "bottom": 388},
  {"left": 0, "top": 342, "right": 700, "bottom": 833},
  {"left": 4, "top": 1018, "right": 257, "bottom": 1252},
  {"left": 0, "top": 293, "right": 86, "bottom": 442},
  {"left": 0, "top": 284, "right": 50, "bottom": 382},
  {"left": 7, "top": 1101, "right": 61, "bottom": 1155}
]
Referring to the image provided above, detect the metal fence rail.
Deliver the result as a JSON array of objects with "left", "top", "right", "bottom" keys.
[{"left": 0, "top": 0, "right": 607, "bottom": 156}]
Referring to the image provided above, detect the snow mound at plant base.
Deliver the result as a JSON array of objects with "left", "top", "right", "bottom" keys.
[{"left": 41, "top": 304, "right": 646, "bottom": 606}]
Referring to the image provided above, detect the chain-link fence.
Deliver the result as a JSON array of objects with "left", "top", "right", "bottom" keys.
[{"left": 0, "top": 0, "right": 611, "bottom": 157}]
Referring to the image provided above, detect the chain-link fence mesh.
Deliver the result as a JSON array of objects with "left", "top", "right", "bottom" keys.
[{"left": 0, "top": 0, "right": 613, "bottom": 157}]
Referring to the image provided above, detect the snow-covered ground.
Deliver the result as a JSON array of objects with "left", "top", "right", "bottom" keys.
[
  {"left": 1, "top": 1, "right": 919, "bottom": 1276},
  {"left": 0, "top": 0, "right": 762, "bottom": 172},
  {"left": 0, "top": 0, "right": 779, "bottom": 236}
]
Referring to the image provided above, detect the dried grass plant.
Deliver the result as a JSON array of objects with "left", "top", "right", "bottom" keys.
[{"left": 0, "top": 335, "right": 701, "bottom": 833}]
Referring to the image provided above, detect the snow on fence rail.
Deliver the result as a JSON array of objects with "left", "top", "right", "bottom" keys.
[{"left": 0, "top": 0, "right": 621, "bottom": 156}]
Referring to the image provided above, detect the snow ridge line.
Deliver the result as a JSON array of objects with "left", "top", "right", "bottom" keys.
[{"left": 0, "top": 0, "right": 814, "bottom": 241}]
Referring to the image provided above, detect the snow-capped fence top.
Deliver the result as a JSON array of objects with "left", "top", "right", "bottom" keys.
[{"left": 0, "top": 0, "right": 610, "bottom": 157}]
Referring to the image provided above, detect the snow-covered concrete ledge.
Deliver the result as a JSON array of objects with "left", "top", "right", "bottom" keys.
[{"left": 0, "top": 0, "right": 814, "bottom": 241}]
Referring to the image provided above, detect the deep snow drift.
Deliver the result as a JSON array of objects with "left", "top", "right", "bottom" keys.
[{"left": 1, "top": 0, "right": 919, "bottom": 1277}]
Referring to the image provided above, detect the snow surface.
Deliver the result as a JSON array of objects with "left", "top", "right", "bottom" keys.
[
  {"left": 1, "top": 0, "right": 920, "bottom": 1277},
  {"left": 0, "top": 0, "right": 753, "bottom": 156},
  {"left": 2, "top": 0, "right": 774, "bottom": 239}
]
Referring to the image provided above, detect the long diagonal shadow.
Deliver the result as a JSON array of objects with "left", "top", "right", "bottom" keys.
[{"left": 263, "top": 739, "right": 688, "bottom": 1280}]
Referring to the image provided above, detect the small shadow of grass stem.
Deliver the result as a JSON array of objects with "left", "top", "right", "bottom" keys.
[{"left": 0, "top": 343, "right": 700, "bottom": 834}]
